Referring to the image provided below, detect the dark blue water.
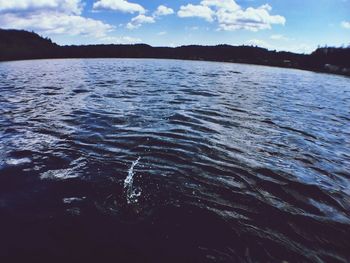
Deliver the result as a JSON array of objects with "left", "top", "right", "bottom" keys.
[{"left": 0, "top": 59, "right": 350, "bottom": 263}]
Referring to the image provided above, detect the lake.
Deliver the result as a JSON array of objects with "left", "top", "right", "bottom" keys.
[{"left": 0, "top": 59, "right": 349, "bottom": 262}]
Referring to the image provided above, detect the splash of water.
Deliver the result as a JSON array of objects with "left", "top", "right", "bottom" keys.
[{"left": 124, "top": 157, "right": 141, "bottom": 204}]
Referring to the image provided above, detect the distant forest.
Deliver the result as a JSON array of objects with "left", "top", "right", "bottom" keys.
[{"left": 0, "top": 29, "right": 349, "bottom": 76}]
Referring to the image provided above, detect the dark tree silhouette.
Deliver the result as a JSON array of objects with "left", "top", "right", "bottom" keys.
[{"left": 0, "top": 29, "right": 349, "bottom": 76}]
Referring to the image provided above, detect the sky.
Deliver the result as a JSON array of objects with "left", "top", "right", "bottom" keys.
[{"left": 0, "top": 0, "right": 349, "bottom": 53}]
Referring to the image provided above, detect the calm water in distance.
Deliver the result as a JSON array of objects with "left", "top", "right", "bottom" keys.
[{"left": 0, "top": 59, "right": 350, "bottom": 262}]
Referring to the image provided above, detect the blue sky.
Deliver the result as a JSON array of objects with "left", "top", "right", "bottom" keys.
[{"left": 0, "top": 0, "right": 349, "bottom": 53}]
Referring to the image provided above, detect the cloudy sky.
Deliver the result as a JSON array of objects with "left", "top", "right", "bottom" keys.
[{"left": 0, "top": 0, "right": 349, "bottom": 53}]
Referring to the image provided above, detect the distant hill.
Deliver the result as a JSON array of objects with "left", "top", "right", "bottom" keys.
[
  {"left": 0, "top": 28, "right": 349, "bottom": 76},
  {"left": 0, "top": 29, "right": 56, "bottom": 48},
  {"left": 0, "top": 29, "right": 57, "bottom": 60},
  {"left": 311, "top": 47, "right": 350, "bottom": 68}
]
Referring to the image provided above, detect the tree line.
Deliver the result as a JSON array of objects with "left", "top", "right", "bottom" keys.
[{"left": 0, "top": 29, "right": 349, "bottom": 76}]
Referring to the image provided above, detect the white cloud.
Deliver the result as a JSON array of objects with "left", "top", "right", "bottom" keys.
[
  {"left": 277, "top": 43, "right": 313, "bottom": 54},
  {"left": 246, "top": 39, "right": 314, "bottom": 54},
  {"left": 178, "top": 0, "right": 285, "bottom": 31},
  {"left": 289, "top": 44, "right": 313, "bottom": 54},
  {"left": 178, "top": 4, "right": 215, "bottom": 22},
  {"left": 125, "top": 4, "right": 173, "bottom": 30},
  {"left": 0, "top": 12, "right": 113, "bottom": 38},
  {"left": 127, "top": 14, "right": 155, "bottom": 29},
  {"left": 216, "top": 4, "right": 285, "bottom": 31},
  {"left": 0, "top": 0, "right": 83, "bottom": 15},
  {"left": 98, "top": 35, "right": 142, "bottom": 44},
  {"left": 0, "top": 0, "right": 160, "bottom": 44},
  {"left": 186, "top": 26, "right": 200, "bottom": 30},
  {"left": 247, "top": 39, "right": 272, "bottom": 49},
  {"left": 93, "top": 0, "right": 145, "bottom": 14},
  {"left": 201, "top": 0, "right": 240, "bottom": 12},
  {"left": 0, "top": 0, "right": 114, "bottom": 40},
  {"left": 157, "top": 31, "right": 167, "bottom": 36},
  {"left": 341, "top": 21, "right": 350, "bottom": 29},
  {"left": 270, "top": 34, "right": 289, "bottom": 41},
  {"left": 154, "top": 5, "right": 174, "bottom": 16}
]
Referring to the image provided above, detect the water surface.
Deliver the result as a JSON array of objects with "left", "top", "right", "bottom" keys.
[{"left": 0, "top": 59, "right": 350, "bottom": 262}]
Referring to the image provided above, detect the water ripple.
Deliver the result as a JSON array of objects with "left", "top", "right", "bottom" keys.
[{"left": 0, "top": 59, "right": 349, "bottom": 262}]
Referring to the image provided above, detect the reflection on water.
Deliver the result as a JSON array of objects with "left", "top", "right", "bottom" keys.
[{"left": 0, "top": 59, "right": 350, "bottom": 262}]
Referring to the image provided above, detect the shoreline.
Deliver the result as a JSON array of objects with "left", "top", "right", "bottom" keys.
[
  {"left": 1, "top": 29, "right": 350, "bottom": 78},
  {"left": 1, "top": 56, "right": 349, "bottom": 78}
]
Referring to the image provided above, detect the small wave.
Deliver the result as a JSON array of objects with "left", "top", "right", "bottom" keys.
[
  {"left": 72, "top": 88, "right": 89, "bottom": 94},
  {"left": 5, "top": 158, "right": 31, "bottom": 166},
  {"left": 40, "top": 168, "right": 80, "bottom": 180},
  {"left": 229, "top": 70, "right": 242, "bottom": 74},
  {"left": 40, "top": 157, "right": 86, "bottom": 180},
  {"left": 63, "top": 197, "right": 86, "bottom": 204},
  {"left": 124, "top": 157, "right": 142, "bottom": 204}
]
